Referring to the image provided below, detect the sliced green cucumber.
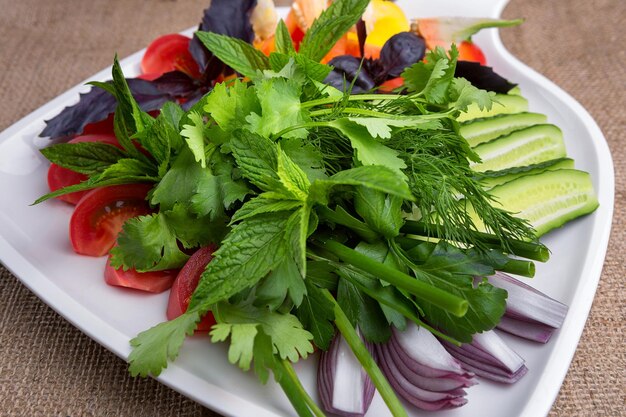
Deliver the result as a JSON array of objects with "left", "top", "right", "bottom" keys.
[
  {"left": 470, "top": 124, "right": 566, "bottom": 173},
  {"left": 457, "top": 94, "right": 529, "bottom": 122},
  {"left": 486, "top": 169, "right": 599, "bottom": 237},
  {"left": 460, "top": 112, "right": 548, "bottom": 147},
  {"left": 478, "top": 158, "right": 575, "bottom": 189},
  {"left": 507, "top": 86, "right": 523, "bottom": 96}
]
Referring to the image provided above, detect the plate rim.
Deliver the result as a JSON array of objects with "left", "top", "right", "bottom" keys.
[{"left": 0, "top": 2, "right": 615, "bottom": 417}]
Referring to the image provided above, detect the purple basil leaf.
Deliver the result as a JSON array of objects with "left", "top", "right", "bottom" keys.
[
  {"left": 40, "top": 71, "right": 202, "bottom": 141},
  {"left": 379, "top": 32, "right": 426, "bottom": 78},
  {"left": 455, "top": 61, "right": 517, "bottom": 94},
  {"left": 325, "top": 55, "right": 376, "bottom": 94},
  {"left": 189, "top": 0, "right": 258, "bottom": 80}
]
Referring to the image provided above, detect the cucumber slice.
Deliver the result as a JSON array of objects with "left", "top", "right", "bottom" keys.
[
  {"left": 470, "top": 124, "right": 566, "bottom": 173},
  {"left": 486, "top": 169, "right": 599, "bottom": 237},
  {"left": 507, "top": 86, "right": 523, "bottom": 96},
  {"left": 478, "top": 158, "right": 575, "bottom": 189},
  {"left": 457, "top": 94, "right": 528, "bottom": 122},
  {"left": 460, "top": 112, "right": 548, "bottom": 147}
]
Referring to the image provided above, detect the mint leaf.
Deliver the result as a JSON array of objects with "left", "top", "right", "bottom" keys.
[
  {"left": 195, "top": 31, "right": 270, "bottom": 78},
  {"left": 230, "top": 129, "right": 282, "bottom": 192},
  {"left": 188, "top": 212, "right": 291, "bottom": 310},
  {"left": 40, "top": 142, "right": 125, "bottom": 175},
  {"left": 299, "top": 0, "right": 370, "bottom": 62},
  {"left": 274, "top": 20, "right": 295, "bottom": 55},
  {"left": 231, "top": 196, "right": 302, "bottom": 224},
  {"left": 276, "top": 145, "right": 310, "bottom": 200},
  {"left": 97, "top": 158, "right": 158, "bottom": 181},
  {"left": 129, "top": 310, "right": 202, "bottom": 377}
]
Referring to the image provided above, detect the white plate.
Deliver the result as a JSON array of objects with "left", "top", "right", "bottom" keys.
[{"left": 0, "top": 1, "right": 614, "bottom": 416}]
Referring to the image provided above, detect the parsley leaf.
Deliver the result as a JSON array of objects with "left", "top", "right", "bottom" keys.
[
  {"left": 296, "top": 280, "right": 336, "bottom": 350},
  {"left": 180, "top": 111, "right": 207, "bottom": 168}
]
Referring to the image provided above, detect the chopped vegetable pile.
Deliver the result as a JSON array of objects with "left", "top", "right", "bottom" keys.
[{"left": 35, "top": 1, "right": 599, "bottom": 416}]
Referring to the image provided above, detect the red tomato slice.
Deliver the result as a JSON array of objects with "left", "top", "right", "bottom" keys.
[
  {"left": 104, "top": 254, "right": 178, "bottom": 293},
  {"left": 69, "top": 184, "right": 153, "bottom": 257},
  {"left": 82, "top": 113, "right": 115, "bottom": 135},
  {"left": 167, "top": 245, "right": 217, "bottom": 331},
  {"left": 141, "top": 33, "right": 201, "bottom": 79},
  {"left": 47, "top": 134, "right": 121, "bottom": 205},
  {"left": 458, "top": 41, "right": 487, "bottom": 65}
]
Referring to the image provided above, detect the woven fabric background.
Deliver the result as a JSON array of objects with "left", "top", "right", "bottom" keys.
[{"left": 0, "top": 0, "right": 624, "bottom": 416}]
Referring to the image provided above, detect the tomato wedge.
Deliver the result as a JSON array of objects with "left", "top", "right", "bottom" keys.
[
  {"left": 69, "top": 184, "right": 153, "bottom": 257},
  {"left": 104, "top": 254, "right": 178, "bottom": 293},
  {"left": 457, "top": 40, "right": 487, "bottom": 65},
  {"left": 141, "top": 33, "right": 200, "bottom": 78},
  {"left": 167, "top": 245, "right": 217, "bottom": 331},
  {"left": 47, "top": 134, "right": 121, "bottom": 205}
]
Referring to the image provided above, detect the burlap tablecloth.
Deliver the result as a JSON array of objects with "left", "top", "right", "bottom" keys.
[{"left": 0, "top": 0, "right": 623, "bottom": 416}]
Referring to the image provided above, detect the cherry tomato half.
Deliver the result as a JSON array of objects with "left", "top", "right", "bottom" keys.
[
  {"left": 141, "top": 33, "right": 200, "bottom": 79},
  {"left": 457, "top": 41, "right": 487, "bottom": 65},
  {"left": 104, "top": 254, "right": 178, "bottom": 293},
  {"left": 69, "top": 183, "right": 153, "bottom": 257},
  {"left": 47, "top": 134, "right": 121, "bottom": 205},
  {"left": 167, "top": 245, "right": 217, "bottom": 331}
]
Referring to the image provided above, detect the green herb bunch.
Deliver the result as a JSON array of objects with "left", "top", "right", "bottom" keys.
[{"left": 37, "top": 1, "right": 547, "bottom": 415}]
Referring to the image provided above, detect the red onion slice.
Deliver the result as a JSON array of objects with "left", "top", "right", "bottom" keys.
[
  {"left": 497, "top": 315, "right": 555, "bottom": 343},
  {"left": 441, "top": 330, "right": 528, "bottom": 384},
  {"left": 318, "top": 332, "right": 376, "bottom": 417},
  {"left": 377, "top": 343, "right": 468, "bottom": 411},
  {"left": 387, "top": 339, "right": 477, "bottom": 392},
  {"left": 487, "top": 272, "right": 568, "bottom": 329},
  {"left": 392, "top": 324, "right": 466, "bottom": 375}
]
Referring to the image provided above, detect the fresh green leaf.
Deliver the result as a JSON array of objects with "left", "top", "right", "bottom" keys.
[
  {"left": 180, "top": 111, "right": 207, "bottom": 168},
  {"left": 299, "top": 0, "right": 370, "bottom": 62},
  {"left": 255, "top": 256, "right": 306, "bottom": 310},
  {"left": 276, "top": 145, "right": 310, "bottom": 200},
  {"left": 212, "top": 300, "right": 314, "bottom": 364},
  {"left": 40, "top": 142, "right": 125, "bottom": 175},
  {"left": 246, "top": 77, "right": 310, "bottom": 139},
  {"left": 203, "top": 80, "right": 261, "bottom": 134},
  {"left": 327, "top": 118, "right": 407, "bottom": 174},
  {"left": 195, "top": 31, "right": 270, "bottom": 78},
  {"left": 296, "top": 280, "right": 336, "bottom": 350},
  {"left": 448, "top": 77, "right": 494, "bottom": 112},
  {"left": 274, "top": 19, "right": 295, "bottom": 55},
  {"left": 129, "top": 310, "right": 202, "bottom": 377},
  {"left": 354, "top": 188, "right": 404, "bottom": 239},
  {"left": 230, "top": 129, "right": 282, "bottom": 192},
  {"left": 401, "top": 45, "right": 459, "bottom": 104},
  {"left": 188, "top": 212, "right": 292, "bottom": 310}
]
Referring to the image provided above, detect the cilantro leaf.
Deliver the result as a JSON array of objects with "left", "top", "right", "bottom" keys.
[
  {"left": 327, "top": 118, "right": 407, "bottom": 174},
  {"left": 401, "top": 45, "right": 459, "bottom": 104},
  {"left": 212, "top": 300, "right": 314, "bottom": 366},
  {"left": 203, "top": 80, "right": 260, "bottom": 134},
  {"left": 448, "top": 77, "right": 495, "bottom": 113},
  {"left": 110, "top": 211, "right": 189, "bottom": 271},
  {"left": 180, "top": 111, "right": 207, "bottom": 167},
  {"left": 246, "top": 77, "right": 310, "bottom": 139},
  {"left": 129, "top": 310, "right": 202, "bottom": 377},
  {"left": 280, "top": 137, "right": 327, "bottom": 182},
  {"left": 354, "top": 187, "right": 404, "bottom": 239}
]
